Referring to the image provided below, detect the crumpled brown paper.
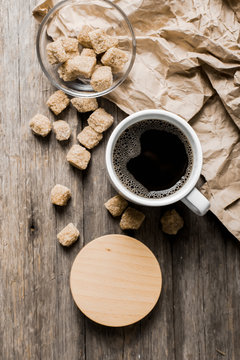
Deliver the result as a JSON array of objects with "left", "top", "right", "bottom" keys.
[{"left": 33, "top": 0, "right": 240, "bottom": 240}]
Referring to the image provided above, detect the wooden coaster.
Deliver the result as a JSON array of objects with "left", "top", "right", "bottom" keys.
[{"left": 70, "top": 234, "right": 162, "bottom": 327}]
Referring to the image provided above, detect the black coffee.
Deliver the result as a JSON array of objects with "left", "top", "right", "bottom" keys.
[
  {"left": 127, "top": 129, "right": 188, "bottom": 191},
  {"left": 113, "top": 119, "right": 193, "bottom": 199}
]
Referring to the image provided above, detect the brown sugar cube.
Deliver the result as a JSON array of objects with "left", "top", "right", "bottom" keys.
[
  {"left": 120, "top": 207, "right": 145, "bottom": 230},
  {"left": 71, "top": 97, "right": 98, "bottom": 112},
  {"left": 160, "top": 209, "right": 184, "bottom": 235},
  {"left": 69, "top": 55, "right": 96, "bottom": 78},
  {"left": 66, "top": 144, "right": 91, "bottom": 170},
  {"left": 58, "top": 61, "right": 77, "bottom": 82},
  {"left": 71, "top": 55, "right": 96, "bottom": 77},
  {"left": 101, "top": 47, "right": 128, "bottom": 72},
  {"left": 91, "top": 63, "right": 104, "bottom": 76},
  {"left": 60, "top": 37, "right": 79, "bottom": 59},
  {"left": 89, "top": 29, "right": 118, "bottom": 54},
  {"left": 51, "top": 184, "right": 71, "bottom": 206},
  {"left": 52, "top": 120, "right": 71, "bottom": 141},
  {"left": 104, "top": 195, "right": 128, "bottom": 217},
  {"left": 77, "top": 25, "right": 94, "bottom": 48},
  {"left": 29, "top": 114, "right": 52, "bottom": 137},
  {"left": 81, "top": 48, "right": 96, "bottom": 58},
  {"left": 46, "top": 39, "right": 68, "bottom": 64},
  {"left": 77, "top": 126, "right": 103, "bottom": 149},
  {"left": 94, "top": 64, "right": 103, "bottom": 71},
  {"left": 57, "top": 223, "right": 79, "bottom": 247},
  {"left": 87, "top": 108, "right": 114, "bottom": 133},
  {"left": 58, "top": 55, "right": 96, "bottom": 81},
  {"left": 58, "top": 58, "right": 78, "bottom": 81},
  {"left": 46, "top": 90, "right": 70, "bottom": 115},
  {"left": 90, "top": 66, "right": 113, "bottom": 92}
]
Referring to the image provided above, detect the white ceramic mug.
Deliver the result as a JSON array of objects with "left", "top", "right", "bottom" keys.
[{"left": 105, "top": 109, "right": 210, "bottom": 216}]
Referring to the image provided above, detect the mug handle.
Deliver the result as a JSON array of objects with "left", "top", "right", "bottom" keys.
[{"left": 181, "top": 187, "right": 210, "bottom": 216}]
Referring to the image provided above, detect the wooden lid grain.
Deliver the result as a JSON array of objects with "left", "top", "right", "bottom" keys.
[{"left": 70, "top": 234, "right": 162, "bottom": 327}]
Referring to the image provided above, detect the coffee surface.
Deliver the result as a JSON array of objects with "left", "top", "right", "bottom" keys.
[
  {"left": 127, "top": 129, "right": 188, "bottom": 191},
  {"left": 113, "top": 119, "right": 193, "bottom": 199}
]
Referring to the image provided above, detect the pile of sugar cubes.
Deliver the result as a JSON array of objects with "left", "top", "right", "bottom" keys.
[
  {"left": 46, "top": 25, "right": 128, "bottom": 92},
  {"left": 29, "top": 90, "right": 114, "bottom": 169}
]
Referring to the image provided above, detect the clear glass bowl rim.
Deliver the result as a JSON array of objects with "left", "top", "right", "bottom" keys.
[{"left": 36, "top": 0, "right": 136, "bottom": 98}]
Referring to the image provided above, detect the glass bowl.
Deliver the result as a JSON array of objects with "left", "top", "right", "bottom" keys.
[{"left": 36, "top": 0, "right": 136, "bottom": 98}]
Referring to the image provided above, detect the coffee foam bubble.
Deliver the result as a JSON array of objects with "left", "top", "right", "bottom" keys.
[{"left": 113, "top": 119, "right": 193, "bottom": 199}]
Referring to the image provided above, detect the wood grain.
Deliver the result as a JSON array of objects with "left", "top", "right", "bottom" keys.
[
  {"left": 1, "top": 0, "right": 240, "bottom": 359},
  {"left": 70, "top": 234, "right": 162, "bottom": 327}
]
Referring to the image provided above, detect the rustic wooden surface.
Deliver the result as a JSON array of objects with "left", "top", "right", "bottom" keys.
[{"left": 1, "top": 1, "right": 240, "bottom": 359}]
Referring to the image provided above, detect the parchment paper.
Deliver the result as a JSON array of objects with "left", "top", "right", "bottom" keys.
[{"left": 33, "top": 0, "right": 240, "bottom": 240}]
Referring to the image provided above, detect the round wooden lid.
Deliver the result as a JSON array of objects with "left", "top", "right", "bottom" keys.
[{"left": 70, "top": 234, "right": 162, "bottom": 327}]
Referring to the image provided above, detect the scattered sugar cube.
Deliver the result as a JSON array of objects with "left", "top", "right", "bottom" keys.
[
  {"left": 46, "top": 39, "right": 68, "bottom": 64},
  {"left": 104, "top": 195, "right": 128, "bottom": 217},
  {"left": 89, "top": 29, "right": 118, "bottom": 54},
  {"left": 29, "top": 114, "right": 52, "bottom": 137},
  {"left": 71, "top": 97, "right": 98, "bottom": 112},
  {"left": 101, "top": 47, "right": 128, "bottom": 72},
  {"left": 90, "top": 66, "right": 113, "bottom": 92},
  {"left": 77, "top": 25, "right": 94, "bottom": 48},
  {"left": 160, "top": 209, "right": 184, "bottom": 235},
  {"left": 120, "top": 207, "right": 145, "bottom": 230},
  {"left": 51, "top": 184, "right": 71, "bottom": 206},
  {"left": 81, "top": 48, "right": 96, "bottom": 58},
  {"left": 77, "top": 126, "right": 103, "bottom": 149},
  {"left": 57, "top": 223, "right": 79, "bottom": 247},
  {"left": 61, "top": 37, "right": 79, "bottom": 59},
  {"left": 46, "top": 90, "right": 70, "bottom": 115},
  {"left": 66, "top": 144, "right": 91, "bottom": 170},
  {"left": 52, "top": 120, "right": 71, "bottom": 141},
  {"left": 87, "top": 108, "right": 114, "bottom": 133}
]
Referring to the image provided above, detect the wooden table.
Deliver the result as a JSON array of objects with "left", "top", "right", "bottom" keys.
[{"left": 1, "top": 1, "right": 240, "bottom": 359}]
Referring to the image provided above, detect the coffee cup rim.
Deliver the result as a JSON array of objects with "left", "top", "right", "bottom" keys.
[{"left": 105, "top": 109, "right": 202, "bottom": 207}]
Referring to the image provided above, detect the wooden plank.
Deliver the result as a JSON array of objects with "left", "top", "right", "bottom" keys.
[
  {"left": 170, "top": 203, "right": 208, "bottom": 360},
  {"left": 1, "top": 0, "right": 240, "bottom": 359},
  {"left": 1, "top": 1, "right": 85, "bottom": 359},
  {"left": 226, "top": 234, "right": 240, "bottom": 360},
  {"left": 170, "top": 205, "right": 240, "bottom": 360},
  {"left": 138, "top": 207, "right": 176, "bottom": 360},
  {"left": 196, "top": 214, "right": 229, "bottom": 360}
]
